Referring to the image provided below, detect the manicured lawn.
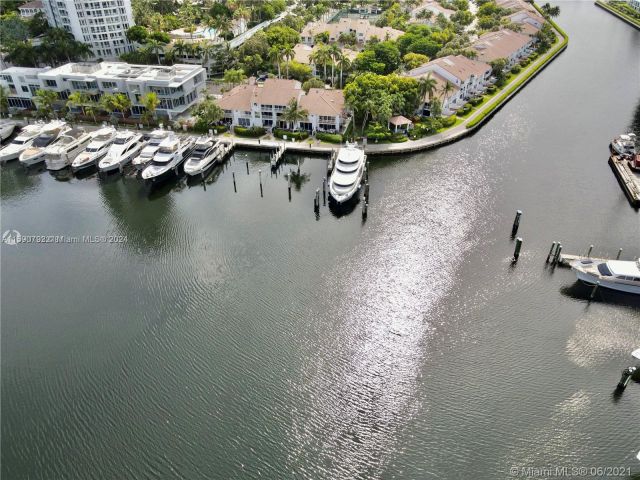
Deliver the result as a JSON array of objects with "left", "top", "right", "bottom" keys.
[{"left": 595, "top": 0, "right": 640, "bottom": 27}]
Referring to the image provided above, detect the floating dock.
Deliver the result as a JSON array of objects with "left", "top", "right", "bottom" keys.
[
  {"left": 609, "top": 155, "right": 640, "bottom": 207},
  {"left": 557, "top": 253, "right": 608, "bottom": 268}
]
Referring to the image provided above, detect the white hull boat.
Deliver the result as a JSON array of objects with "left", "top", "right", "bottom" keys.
[
  {"left": 0, "top": 119, "right": 17, "bottom": 142},
  {"left": 183, "top": 137, "right": 222, "bottom": 176},
  {"left": 19, "top": 120, "right": 69, "bottom": 166},
  {"left": 45, "top": 128, "right": 92, "bottom": 171},
  {"left": 98, "top": 131, "right": 145, "bottom": 173},
  {"left": 328, "top": 142, "right": 366, "bottom": 204},
  {"left": 141, "top": 134, "right": 195, "bottom": 184},
  {"left": 71, "top": 126, "right": 117, "bottom": 172},
  {"left": 132, "top": 128, "right": 169, "bottom": 170},
  {"left": 611, "top": 133, "right": 636, "bottom": 156},
  {"left": 0, "top": 123, "right": 44, "bottom": 162},
  {"left": 571, "top": 258, "right": 640, "bottom": 295}
]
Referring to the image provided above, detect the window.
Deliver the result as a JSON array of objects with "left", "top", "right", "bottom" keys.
[
  {"left": 238, "top": 118, "right": 250, "bottom": 127},
  {"left": 101, "top": 81, "right": 117, "bottom": 89},
  {"left": 22, "top": 86, "right": 29, "bottom": 92}
]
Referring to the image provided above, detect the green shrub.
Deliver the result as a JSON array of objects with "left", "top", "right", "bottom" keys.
[
  {"left": 234, "top": 126, "right": 265, "bottom": 137},
  {"left": 365, "top": 122, "right": 393, "bottom": 142},
  {"left": 192, "top": 119, "right": 228, "bottom": 134},
  {"left": 521, "top": 58, "right": 531, "bottom": 66},
  {"left": 511, "top": 65, "right": 522, "bottom": 74},
  {"left": 470, "top": 96, "right": 484, "bottom": 106},
  {"left": 529, "top": 52, "right": 539, "bottom": 61},
  {"left": 390, "top": 133, "right": 408, "bottom": 143},
  {"left": 487, "top": 84, "right": 497, "bottom": 93},
  {"left": 317, "top": 132, "right": 343, "bottom": 143},
  {"left": 441, "top": 115, "right": 457, "bottom": 128},
  {"left": 412, "top": 117, "right": 442, "bottom": 137},
  {"left": 273, "top": 128, "right": 309, "bottom": 140}
]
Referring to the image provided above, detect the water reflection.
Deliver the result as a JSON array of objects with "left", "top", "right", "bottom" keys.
[{"left": 0, "top": 163, "right": 40, "bottom": 201}]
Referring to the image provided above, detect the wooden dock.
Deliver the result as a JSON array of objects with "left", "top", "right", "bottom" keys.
[
  {"left": 557, "top": 253, "right": 608, "bottom": 268},
  {"left": 269, "top": 143, "right": 286, "bottom": 169},
  {"left": 609, "top": 155, "right": 640, "bottom": 207}
]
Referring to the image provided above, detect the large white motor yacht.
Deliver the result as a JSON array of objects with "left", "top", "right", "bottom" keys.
[
  {"left": 71, "top": 126, "right": 117, "bottom": 172},
  {"left": 0, "top": 123, "right": 44, "bottom": 162},
  {"left": 328, "top": 142, "right": 366, "bottom": 204},
  {"left": 183, "top": 137, "right": 222, "bottom": 176},
  {"left": 132, "top": 128, "right": 169, "bottom": 170},
  {"left": 141, "top": 134, "right": 195, "bottom": 184},
  {"left": 44, "top": 128, "right": 93, "bottom": 171},
  {"left": 98, "top": 131, "right": 145, "bottom": 173},
  {"left": 19, "top": 120, "right": 69, "bottom": 166},
  {"left": 571, "top": 258, "right": 640, "bottom": 295},
  {"left": 611, "top": 133, "right": 636, "bottom": 156},
  {"left": 0, "top": 119, "right": 17, "bottom": 142}
]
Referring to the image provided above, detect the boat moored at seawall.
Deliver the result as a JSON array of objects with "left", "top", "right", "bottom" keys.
[
  {"left": 0, "top": 123, "right": 44, "bottom": 162},
  {"left": 71, "top": 126, "right": 117, "bottom": 172},
  {"left": 328, "top": 142, "right": 366, "bottom": 205},
  {"left": 611, "top": 133, "right": 636, "bottom": 156},
  {"left": 141, "top": 134, "right": 195, "bottom": 185},
  {"left": 98, "top": 131, "right": 145, "bottom": 174},
  {"left": 132, "top": 127, "right": 169, "bottom": 171},
  {"left": 571, "top": 258, "right": 640, "bottom": 295},
  {"left": 183, "top": 137, "right": 222, "bottom": 176},
  {"left": 44, "top": 128, "right": 93, "bottom": 171},
  {"left": 19, "top": 121, "right": 69, "bottom": 167}
]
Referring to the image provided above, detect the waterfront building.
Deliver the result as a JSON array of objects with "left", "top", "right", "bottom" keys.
[
  {"left": 495, "top": 0, "right": 539, "bottom": 14},
  {"left": 217, "top": 78, "right": 347, "bottom": 132},
  {"left": 292, "top": 44, "right": 358, "bottom": 77},
  {"left": 18, "top": 0, "right": 45, "bottom": 18},
  {"left": 300, "top": 18, "right": 404, "bottom": 46},
  {"left": 628, "top": 0, "right": 640, "bottom": 11},
  {"left": 404, "top": 55, "right": 492, "bottom": 116},
  {"left": 0, "top": 66, "right": 52, "bottom": 109},
  {"left": 408, "top": 0, "right": 455, "bottom": 25},
  {"left": 41, "top": 0, "right": 135, "bottom": 60},
  {"left": 0, "top": 62, "right": 205, "bottom": 118},
  {"left": 471, "top": 29, "right": 536, "bottom": 66},
  {"left": 505, "top": 9, "right": 545, "bottom": 36}
]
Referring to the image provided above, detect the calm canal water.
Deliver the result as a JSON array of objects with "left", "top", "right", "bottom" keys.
[{"left": 2, "top": 3, "right": 640, "bottom": 479}]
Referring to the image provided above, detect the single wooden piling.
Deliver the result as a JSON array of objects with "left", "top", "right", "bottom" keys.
[
  {"left": 587, "top": 245, "right": 593, "bottom": 257},
  {"left": 546, "top": 241, "right": 557, "bottom": 263},
  {"left": 246, "top": 161, "right": 249, "bottom": 174},
  {"left": 511, "top": 210, "right": 522, "bottom": 237},
  {"left": 259, "top": 169, "right": 263, "bottom": 197},
  {"left": 513, "top": 237, "right": 523, "bottom": 262},
  {"left": 362, "top": 201, "right": 368, "bottom": 219},
  {"left": 553, "top": 243, "right": 563, "bottom": 264},
  {"left": 232, "top": 172, "right": 236, "bottom": 192},
  {"left": 590, "top": 280, "right": 600, "bottom": 300},
  {"left": 616, "top": 248, "right": 622, "bottom": 260}
]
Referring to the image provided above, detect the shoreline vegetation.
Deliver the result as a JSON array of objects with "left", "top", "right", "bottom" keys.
[{"left": 594, "top": 0, "right": 640, "bottom": 29}]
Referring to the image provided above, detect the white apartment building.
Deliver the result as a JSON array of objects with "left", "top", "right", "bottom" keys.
[
  {"left": 42, "top": 0, "right": 135, "bottom": 60},
  {"left": 301, "top": 18, "right": 404, "bottom": 46},
  {"left": 628, "top": 0, "right": 640, "bottom": 11},
  {"left": 0, "top": 66, "right": 53, "bottom": 109},
  {"left": 405, "top": 55, "right": 492, "bottom": 116},
  {"left": 19, "top": 1, "right": 45, "bottom": 18},
  {"left": 0, "top": 62, "right": 206, "bottom": 118},
  {"left": 471, "top": 29, "right": 536, "bottom": 67},
  {"left": 217, "top": 78, "right": 346, "bottom": 133}
]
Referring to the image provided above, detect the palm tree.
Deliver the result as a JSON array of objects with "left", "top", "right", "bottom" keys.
[
  {"left": 172, "top": 40, "right": 189, "bottom": 60},
  {"left": 337, "top": 55, "right": 351, "bottom": 88},
  {"left": 113, "top": 93, "right": 132, "bottom": 118},
  {"left": 72, "top": 42, "right": 93, "bottom": 61},
  {"left": 328, "top": 44, "right": 341, "bottom": 86},
  {"left": 223, "top": 68, "right": 247, "bottom": 87},
  {"left": 140, "top": 92, "right": 160, "bottom": 126},
  {"left": 33, "top": 89, "right": 59, "bottom": 119},
  {"left": 418, "top": 73, "right": 438, "bottom": 104},
  {"left": 6, "top": 41, "right": 39, "bottom": 67},
  {"left": 67, "top": 91, "right": 89, "bottom": 117},
  {"left": 282, "top": 44, "right": 295, "bottom": 79},
  {"left": 439, "top": 81, "right": 456, "bottom": 111},
  {"left": 99, "top": 93, "right": 117, "bottom": 116},
  {"left": 199, "top": 40, "right": 217, "bottom": 68},
  {"left": 146, "top": 39, "right": 164, "bottom": 65},
  {"left": 282, "top": 98, "right": 308, "bottom": 131},
  {"left": 268, "top": 46, "right": 283, "bottom": 78}
]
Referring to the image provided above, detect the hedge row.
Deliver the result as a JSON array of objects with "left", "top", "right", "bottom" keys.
[
  {"left": 234, "top": 126, "right": 266, "bottom": 137},
  {"left": 317, "top": 132, "right": 343, "bottom": 143},
  {"left": 273, "top": 128, "right": 309, "bottom": 140}
]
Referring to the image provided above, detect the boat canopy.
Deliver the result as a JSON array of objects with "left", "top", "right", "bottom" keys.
[{"left": 606, "top": 260, "right": 640, "bottom": 277}]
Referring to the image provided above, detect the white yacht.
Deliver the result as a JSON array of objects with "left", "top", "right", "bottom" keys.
[
  {"left": 328, "top": 142, "right": 366, "bottom": 204},
  {"left": 98, "top": 131, "right": 145, "bottom": 173},
  {"left": 71, "top": 126, "right": 117, "bottom": 172},
  {"left": 141, "top": 134, "right": 195, "bottom": 184},
  {"left": 611, "top": 133, "right": 636, "bottom": 156},
  {"left": 132, "top": 128, "right": 169, "bottom": 170},
  {"left": 183, "top": 137, "right": 222, "bottom": 176},
  {"left": 571, "top": 258, "right": 640, "bottom": 295},
  {"left": 45, "top": 128, "right": 92, "bottom": 171},
  {"left": 0, "top": 123, "right": 44, "bottom": 162},
  {"left": 0, "top": 119, "right": 17, "bottom": 142},
  {"left": 18, "top": 120, "right": 69, "bottom": 166}
]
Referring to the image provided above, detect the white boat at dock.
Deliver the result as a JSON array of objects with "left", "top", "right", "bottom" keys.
[
  {"left": 611, "top": 133, "right": 636, "bottom": 156},
  {"left": 571, "top": 257, "right": 640, "bottom": 295},
  {"left": 183, "top": 137, "right": 222, "bottom": 176},
  {"left": 141, "top": 134, "right": 195, "bottom": 184},
  {"left": 328, "top": 142, "right": 366, "bottom": 204},
  {"left": 98, "top": 131, "right": 145, "bottom": 173},
  {"left": 0, "top": 123, "right": 44, "bottom": 162},
  {"left": 44, "top": 128, "right": 93, "bottom": 171},
  {"left": 18, "top": 120, "right": 69, "bottom": 166},
  {"left": 132, "top": 127, "right": 169, "bottom": 170},
  {"left": 71, "top": 126, "right": 117, "bottom": 172},
  {"left": 0, "top": 119, "right": 18, "bottom": 142}
]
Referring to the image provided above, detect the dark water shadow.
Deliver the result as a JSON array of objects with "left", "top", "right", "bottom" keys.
[{"left": 560, "top": 282, "right": 640, "bottom": 309}]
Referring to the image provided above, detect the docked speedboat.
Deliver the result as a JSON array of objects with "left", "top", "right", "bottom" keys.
[
  {"left": 0, "top": 123, "right": 43, "bottom": 162},
  {"left": 611, "top": 133, "right": 636, "bottom": 156},
  {"left": 328, "top": 142, "right": 366, "bottom": 204},
  {"left": 45, "top": 128, "right": 93, "bottom": 171},
  {"left": 571, "top": 258, "right": 640, "bottom": 295},
  {"left": 18, "top": 120, "right": 69, "bottom": 166},
  {"left": 98, "top": 131, "right": 145, "bottom": 173},
  {"left": 71, "top": 126, "right": 117, "bottom": 172},
  {"left": 183, "top": 137, "right": 222, "bottom": 176},
  {"left": 132, "top": 127, "right": 169, "bottom": 170},
  {"left": 0, "top": 119, "right": 17, "bottom": 142},
  {"left": 628, "top": 153, "right": 640, "bottom": 171},
  {"left": 141, "top": 134, "right": 195, "bottom": 184}
]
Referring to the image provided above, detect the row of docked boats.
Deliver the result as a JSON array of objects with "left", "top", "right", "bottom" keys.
[{"left": 0, "top": 120, "right": 228, "bottom": 183}]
